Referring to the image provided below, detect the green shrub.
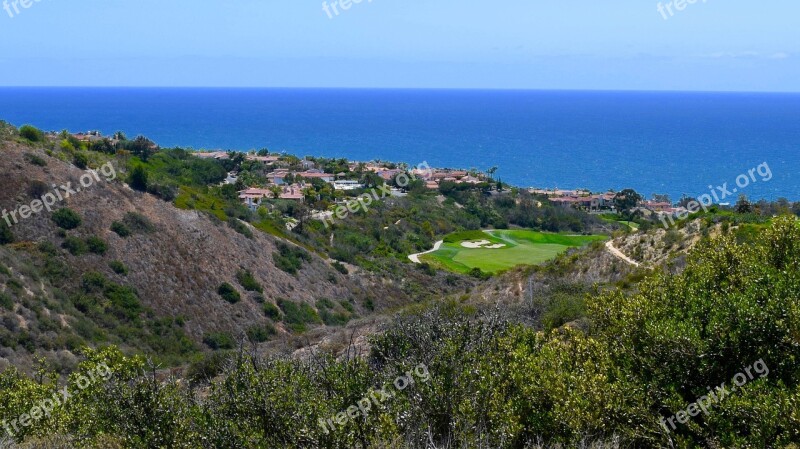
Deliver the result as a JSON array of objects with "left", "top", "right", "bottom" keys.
[
  {"left": 129, "top": 165, "right": 149, "bottom": 192},
  {"left": 320, "top": 309, "right": 351, "bottom": 327},
  {"left": 62, "top": 236, "right": 88, "bottom": 256},
  {"left": 263, "top": 302, "right": 282, "bottom": 320},
  {"left": 203, "top": 332, "right": 235, "bottom": 350},
  {"left": 236, "top": 270, "right": 263, "bottom": 293},
  {"left": 86, "top": 236, "right": 108, "bottom": 255},
  {"left": 109, "top": 260, "right": 128, "bottom": 275},
  {"left": 81, "top": 271, "right": 107, "bottom": 292},
  {"left": 277, "top": 299, "right": 321, "bottom": 332},
  {"left": 52, "top": 208, "right": 82, "bottom": 230},
  {"left": 316, "top": 298, "right": 335, "bottom": 310},
  {"left": 246, "top": 323, "right": 276, "bottom": 343},
  {"left": 273, "top": 243, "right": 311, "bottom": 275},
  {"left": 187, "top": 351, "right": 230, "bottom": 385},
  {"left": 24, "top": 153, "right": 47, "bottom": 166},
  {"left": 218, "top": 283, "right": 241, "bottom": 304},
  {"left": 332, "top": 261, "right": 348, "bottom": 275},
  {"left": 123, "top": 212, "right": 155, "bottom": 233},
  {"left": 104, "top": 284, "right": 143, "bottom": 321},
  {"left": 111, "top": 221, "right": 131, "bottom": 237},
  {"left": 0, "top": 221, "right": 14, "bottom": 245},
  {"left": 27, "top": 180, "right": 50, "bottom": 198},
  {"left": 228, "top": 218, "right": 253, "bottom": 239},
  {"left": 19, "top": 125, "right": 45, "bottom": 142},
  {"left": 73, "top": 152, "right": 89, "bottom": 169},
  {"left": 0, "top": 293, "right": 13, "bottom": 311}
]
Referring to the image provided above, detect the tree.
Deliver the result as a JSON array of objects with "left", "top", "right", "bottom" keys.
[
  {"left": 270, "top": 185, "right": 282, "bottom": 199},
  {"left": 19, "top": 125, "right": 45, "bottom": 142},
  {"left": 129, "top": 165, "right": 149, "bottom": 192},
  {"left": 613, "top": 189, "right": 643, "bottom": 217},
  {"left": 735, "top": 194, "right": 752, "bottom": 214}
]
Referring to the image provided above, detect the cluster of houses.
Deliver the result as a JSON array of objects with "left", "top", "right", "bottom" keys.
[
  {"left": 193, "top": 152, "right": 493, "bottom": 211},
  {"left": 531, "top": 188, "right": 690, "bottom": 218}
]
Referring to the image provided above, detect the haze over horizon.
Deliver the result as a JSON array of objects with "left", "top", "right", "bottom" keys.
[{"left": 0, "top": 0, "right": 797, "bottom": 92}]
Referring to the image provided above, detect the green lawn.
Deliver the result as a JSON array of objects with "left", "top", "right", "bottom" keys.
[{"left": 422, "top": 229, "right": 606, "bottom": 274}]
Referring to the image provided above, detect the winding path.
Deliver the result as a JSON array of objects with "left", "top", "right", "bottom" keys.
[
  {"left": 605, "top": 240, "right": 640, "bottom": 267},
  {"left": 408, "top": 240, "right": 444, "bottom": 264}
]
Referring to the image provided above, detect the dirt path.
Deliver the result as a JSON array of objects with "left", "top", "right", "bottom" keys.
[
  {"left": 408, "top": 240, "right": 444, "bottom": 264},
  {"left": 606, "top": 240, "right": 640, "bottom": 267}
]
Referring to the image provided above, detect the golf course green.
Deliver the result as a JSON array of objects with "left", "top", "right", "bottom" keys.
[{"left": 420, "top": 229, "right": 606, "bottom": 274}]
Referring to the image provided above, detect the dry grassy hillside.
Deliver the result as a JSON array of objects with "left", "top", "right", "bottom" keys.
[{"left": 0, "top": 139, "right": 412, "bottom": 370}]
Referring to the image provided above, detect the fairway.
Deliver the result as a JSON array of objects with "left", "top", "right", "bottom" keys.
[{"left": 420, "top": 229, "right": 606, "bottom": 274}]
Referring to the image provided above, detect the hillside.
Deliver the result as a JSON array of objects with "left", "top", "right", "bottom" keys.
[{"left": 0, "top": 131, "right": 432, "bottom": 371}]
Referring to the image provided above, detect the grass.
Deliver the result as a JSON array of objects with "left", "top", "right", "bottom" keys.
[{"left": 422, "top": 229, "right": 606, "bottom": 274}]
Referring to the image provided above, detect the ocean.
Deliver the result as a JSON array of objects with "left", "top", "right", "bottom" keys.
[{"left": 1, "top": 88, "right": 798, "bottom": 201}]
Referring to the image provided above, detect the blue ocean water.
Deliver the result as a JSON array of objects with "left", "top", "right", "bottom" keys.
[{"left": 1, "top": 88, "right": 798, "bottom": 201}]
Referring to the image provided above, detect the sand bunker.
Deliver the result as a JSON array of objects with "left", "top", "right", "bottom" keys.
[{"left": 461, "top": 240, "right": 506, "bottom": 249}]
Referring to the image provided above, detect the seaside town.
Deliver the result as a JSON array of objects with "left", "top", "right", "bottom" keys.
[{"left": 190, "top": 148, "right": 693, "bottom": 226}]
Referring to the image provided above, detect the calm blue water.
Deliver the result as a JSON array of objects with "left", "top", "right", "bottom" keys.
[{"left": 1, "top": 88, "right": 798, "bottom": 201}]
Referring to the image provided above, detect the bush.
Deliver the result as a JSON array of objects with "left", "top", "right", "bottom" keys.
[
  {"left": 203, "top": 332, "right": 235, "bottom": 350},
  {"left": 24, "top": 153, "right": 47, "bottom": 167},
  {"left": 0, "top": 221, "right": 14, "bottom": 245},
  {"left": 122, "top": 212, "right": 155, "bottom": 233},
  {"left": 62, "top": 237, "right": 88, "bottom": 256},
  {"left": 111, "top": 221, "right": 131, "bottom": 237},
  {"left": 236, "top": 270, "right": 263, "bottom": 293},
  {"left": 277, "top": 299, "right": 321, "bottom": 332},
  {"left": 273, "top": 243, "right": 311, "bottom": 275},
  {"left": 109, "top": 260, "right": 128, "bottom": 275},
  {"left": 246, "top": 323, "right": 276, "bottom": 343},
  {"left": 81, "top": 272, "right": 107, "bottom": 292},
  {"left": 217, "top": 283, "right": 241, "bottom": 304},
  {"left": 19, "top": 125, "right": 45, "bottom": 142},
  {"left": 332, "top": 261, "right": 348, "bottom": 275},
  {"left": 52, "top": 208, "right": 82, "bottom": 230},
  {"left": 263, "top": 302, "right": 282, "bottom": 320},
  {"left": 129, "top": 165, "right": 149, "bottom": 192},
  {"left": 0, "top": 293, "right": 13, "bottom": 311},
  {"left": 146, "top": 183, "right": 177, "bottom": 202},
  {"left": 73, "top": 152, "right": 89, "bottom": 169},
  {"left": 86, "top": 236, "right": 108, "bottom": 255},
  {"left": 27, "top": 180, "right": 50, "bottom": 198},
  {"left": 228, "top": 218, "right": 253, "bottom": 239}
]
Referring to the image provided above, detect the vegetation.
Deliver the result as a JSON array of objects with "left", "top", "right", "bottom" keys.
[
  {"left": 425, "top": 229, "right": 606, "bottom": 274},
  {"left": 51, "top": 208, "right": 82, "bottom": 230},
  {"left": 236, "top": 269, "right": 263, "bottom": 293},
  {"left": 217, "top": 283, "right": 241, "bottom": 304},
  {"left": 2, "top": 218, "right": 797, "bottom": 447},
  {"left": 272, "top": 242, "right": 311, "bottom": 275},
  {"left": 277, "top": 299, "right": 322, "bottom": 332}
]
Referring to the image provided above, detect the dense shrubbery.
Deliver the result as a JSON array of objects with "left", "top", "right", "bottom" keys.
[
  {"left": 217, "top": 283, "right": 241, "bottom": 304},
  {"left": 51, "top": 208, "right": 82, "bottom": 230},
  {"left": 1, "top": 218, "right": 799, "bottom": 448},
  {"left": 18, "top": 125, "right": 45, "bottom": 142},
  {"left": 273, "top": 242, "right": 311, "bottom": 274}
]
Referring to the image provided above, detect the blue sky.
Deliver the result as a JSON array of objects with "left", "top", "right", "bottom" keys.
[{"left": 0, "top": 0, "right": 797, "bottom": 91}]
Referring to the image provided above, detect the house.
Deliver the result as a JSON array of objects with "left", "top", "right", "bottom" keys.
[
  {"left": 238, "top": 188, "right": 272, "bottom": 210},
  {"left": 245, "top": 155, "right": 280, "bottom": 164},
  {"left": 296, "top": 170, "right": 335, "bottom": 183},
  {"left": 195, "top": 151, "right": 230, "bottom": 160},
  {"left": 333, "top": 180, "right": 363, "bottom": 191}
]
